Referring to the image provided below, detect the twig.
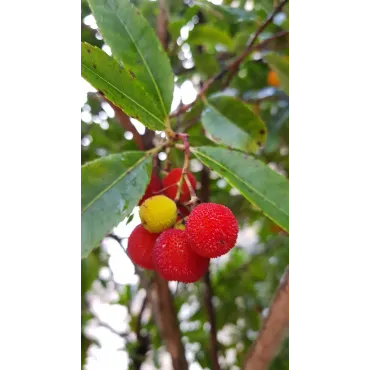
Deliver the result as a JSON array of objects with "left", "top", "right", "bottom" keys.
[
  {"left": 224, "top": 0, "right": 289, "bottom": 86},
  {"left": 243, "top": 267, "right": 289, "bottom": 370},
  {"left": 169, "top": 1, "right": 288, "bottom": 118},
  {"left": 156, "top": 0, "right": 169, "bottom": 51},
  {"left": 97, "top": 94, "right": 145, "bottom": 150},
  {"left": 97, "top": 320, "right": 129, "bottom": 338}
]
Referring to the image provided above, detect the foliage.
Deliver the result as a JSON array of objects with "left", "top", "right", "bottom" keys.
[{"left": 81, "top": 0, "right": 289, "bottom": 369}]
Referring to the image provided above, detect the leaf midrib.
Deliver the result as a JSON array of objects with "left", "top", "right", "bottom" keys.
[
  {"left": 81, "top": 154, "right": 148, "bottom": 215},
  {"left": 92, "top": 0, "right": 168, "bottom": 118},
  {"left": 82, "top": 62, "right": 164, "bottom": 127},
  {"left": 194, "top": 149, "right": 288, "bottom": 218}
]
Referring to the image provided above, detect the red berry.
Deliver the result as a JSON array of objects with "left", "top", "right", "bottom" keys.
[
  {"left": 185, "top": 203, "right": 238, "bottom": 258},
  {"left": 153, "top": 229, "right": 209, "bottom": 283},
  {"left": 139, "top": 174, "right": 162, "bottom": 206},
  {"left": 163, "top": 168, "right": 197, "bottom": 202},
  {"left": 127, "top": 225, "right": 159, "bottom": 270}
]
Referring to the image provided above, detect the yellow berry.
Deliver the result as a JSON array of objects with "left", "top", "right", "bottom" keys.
[
  {"left": 174, "top": 220, "right": 185, "bottom": 230},
  {"left": 139, "top": 195, "right": 177, "bottom": 233}
]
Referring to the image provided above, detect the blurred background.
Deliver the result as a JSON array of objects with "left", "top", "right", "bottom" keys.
[{"left": 81, "top": 0, "right": 289, "bottom": 369}]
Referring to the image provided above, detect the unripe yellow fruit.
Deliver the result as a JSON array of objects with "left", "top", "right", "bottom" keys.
[
  {"left": 174, "top": 220, "right": 185, "bottom": 230},
  {"left": 139, "top": 195, "right": 177, "bottom": 233}
]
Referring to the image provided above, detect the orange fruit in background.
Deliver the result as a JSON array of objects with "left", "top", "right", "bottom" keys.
[
  {"left": 270, "top": 224, "right": 288, "bottom": 235},
  {"left": 267, "top": 70, "right": 280, "bottom": 87}
]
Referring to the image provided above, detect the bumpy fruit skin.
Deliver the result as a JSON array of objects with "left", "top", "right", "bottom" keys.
[
  {"left": 138, "top": 174, "right": 162, "bottom": 206},
  {"left": 139, "top": 195, "right": 177, "bottom": 233},
  {"left": 163, "top": 168, "right": 197, "bottom": 202},
  {"left": 153, "top": 229, "right": 209, "bottom": 282},
  {"left": 127, "top": 225, "right": 158, "bottom": 270},
  {"left": 267, "top": 70, "right": 280, "bottom": 87},
  {"left": 186, "top": 203, "right": 238, "bottom": 258}
]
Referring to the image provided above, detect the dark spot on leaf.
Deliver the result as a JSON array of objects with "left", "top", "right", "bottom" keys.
[
  {"left": 93, "top": 64, "right": 97, "bottom": 69},
  {"left": 87, "top": 49, "right": 91, "bottom": 54},
  {"left": 129, "top": 70, "right": 136, "bottom": 79},
  {"left": 259, "top": 129, "right": 266, "bottom": 135},
  {"left": 257, "top": 141, "right": 262, "bottom": 146}
]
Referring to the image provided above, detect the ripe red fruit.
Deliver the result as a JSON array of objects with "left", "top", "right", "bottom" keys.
[
  {"left": 127, "top": 225, "right": 158, "bottom": 270},
  {"left": 138, "top": 174, "right": 162, "bottom": 206},
  {"left": 185, "top": 203, "right": 238, "bottom": 258},
  {"left": 153, "top": 229, "right": 209, "bottom": 283},
  {"left": 163, "top": 168, "right": 197, "bottom": 202}
]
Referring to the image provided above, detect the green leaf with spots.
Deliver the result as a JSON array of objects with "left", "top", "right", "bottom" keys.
[
  {"left": 265, "top": 54, "right": 289, "bottom": 95},
  {"left": 192, "top": 147, "right": 288, "bottom": 232},
  {"left": 201, "top": 95, "right": 267, "bottom": 153},
  {"left": 81, "top": 43, "right": 165, "bottom": 130},
  {"left": 188, "top": 25, "right": 233, "bottom": 50},
  {"left": 81, "top": 151, "right": 152, "bottom": 258},
  {"left": 87, "top": 0, "right": 174, "bottom": 118}
]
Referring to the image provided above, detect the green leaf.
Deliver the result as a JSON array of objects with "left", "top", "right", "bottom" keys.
[
  {"left": 81, "top": 151, "right": 152, "bottom": 258},
  {"left": 193, "top": 53, "right": 220, "bottom": 78},
  {"left": 188, "top": 25, "right": 233, "bottom": 50},
  {"left": 264, "top": 54, "right": 289, "bottom": 95},
  {"left": 192, "top": 147, "right": 288, "bottom": 232},
  {"left": 193, "top": 0, "right": 256, "bottom": 23},
  {"left": 201, "top": 95, "right": 267, "bottom": 153},
  {"left": 81, "top": 43, "right": 165, "bottom": 130},
  {"left": 87, "top": 0, "right": 174, "bottom": 118}
]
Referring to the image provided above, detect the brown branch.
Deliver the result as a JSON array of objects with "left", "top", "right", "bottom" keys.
[
  {"left": 150, "top": 274, "right": 189, "bottom": 370},
  {"left": 243, "top": 267, "right": 289, "bottom": 370},
  {"left": 96, "top": 94, "right": 145, "bottom": 150},
  {"left": 224, "top": 0, "right": 289, "bottom": 86},
  {"left": 156, "top": 0, "right": 169, "bottom": 50},
  {"left": 169, "top": 1, "right": 288, "bottom": 118}
]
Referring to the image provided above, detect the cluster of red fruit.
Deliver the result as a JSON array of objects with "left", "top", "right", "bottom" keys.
[{"left": 127, "top": 168, "right": 239, "bottom": 283}]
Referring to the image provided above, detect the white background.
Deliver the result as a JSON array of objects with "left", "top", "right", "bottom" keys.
[{"left": 1, "top": 0, "right": 370, "bottom": 369}]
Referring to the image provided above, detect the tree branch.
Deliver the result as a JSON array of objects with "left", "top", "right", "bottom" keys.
[
  {"left": 243, "top": 267, "right": 289, "bottom": 370},
  {"left": 150, "top": 274, "right": 189, "bottom": 370},
  {"left": 224, "top": 0, "right": 289, "bottom": 85},
  {"left": 96, "top": 94, "right": 145, "bottom": 150},
  {"left": 156, "top": 0, "right": 169, "bottom": 50},
  {"left": 169, "top": 0, "right": 289, "bottom": 118}
]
